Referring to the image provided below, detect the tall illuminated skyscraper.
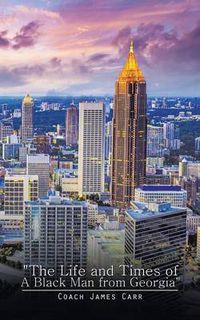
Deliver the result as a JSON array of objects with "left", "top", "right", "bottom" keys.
[
  {"left": 111, "top": 40, "right": 147, "bottom": 207},
  {"left": 66, "top": 104, "right": 79, "bottom": 146},
  {"left": 21, "top": 94, "right": 34, "bottom": 143}
]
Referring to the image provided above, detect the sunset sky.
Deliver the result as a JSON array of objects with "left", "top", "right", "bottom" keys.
[{"left": 0, "top": 0, "right": 199, "bottom": 96}]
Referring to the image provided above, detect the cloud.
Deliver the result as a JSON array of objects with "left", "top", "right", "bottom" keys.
[
  {"left": 0, "top": 21, "right": 42, "bottom": 50},
  {"left": 0, "top": 31, "right": 10, "bottom": 48},
  {"left": 12, "top": 64, "right": 46, "bottom": 77},
  {"left": 112, "top": 20, "right": 200, "bottom": 72},
  {"left": 50, "top": 57, "right": 62, "bottom": 68},
  {"left": 87, "top": 53, "right": 110, "bottom": 63},
  {"left": 111, "top": 26, "right": 132, "bottom": 57},
  {"left": 15, "top": 5, "right": 60, "bottom": 19},
  {"left": 0, "top": 62, "right": 47, "bottom": 88},
  {"left": 0, "top": 67, "right": 29, "bottom": 87},
  {"left": 12, "top": 21, "right": 41, "bottom": 49}
]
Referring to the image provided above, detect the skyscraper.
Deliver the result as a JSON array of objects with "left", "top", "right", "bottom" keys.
[
  {"left": 197, "top": 227, "right": 200, "bottom": 259},
  {"left": 105, "top": 121, "right": 112, "bottom": 161},
  {"left": 33, "top": 135, "right": 50, "bottom": 154},
  {"left": 24, "top": 197, "right": 88, "bottom": 274},
  {"left": 125, "top": 202, "right": 186, "bottom": 278},
  {"left": 111, "top": 40, "right": 147, "bottom": 207},
  {"left": 21, "top": 94, "right": 34, "bottom": 143},
  {"left": 78, "top": 102, "right": 105, "bottom": 195},
  {"left": 195, "top": 137, "right": 200, "bottom": 154},
  {"left": 163, "top": 122, "right": 180, "bottom": 150},
  {"left": 27, "top": 154, "right": 50, "bottom": 198},
  {"left": 4, "top": 174, "right": 38, "bottom": 219},
  {"left": 66, "top": 104, "right": 79, "bottom": 146},
  {"left": 0, "top": 122, "right": 14, "bottom": 142},
  {"left": 147, "top": 125, "right": 164, "bottom": 157}
]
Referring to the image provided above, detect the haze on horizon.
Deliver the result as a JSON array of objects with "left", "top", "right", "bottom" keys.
[{"left": 0, "top": 0, "right": 199, "bottom": 97}]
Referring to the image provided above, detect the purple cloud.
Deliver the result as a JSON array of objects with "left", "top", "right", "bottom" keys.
[
  {"left": 87, "top": 53, "right": 110, "bottom": 63},
  {"left": 0, "top": 31, "right": 10, "bottom": 48},
  {"left": 0, "top": 67, "right": 28, "bottom": 87},
  {"left": 12, "top": 21, "right": 41, "bottom": 50},
  {"left": 12, "top": 64, "right": 46, "bottom": 77},
  {"left": 112, "top": 21, "right": 200, "bottom": 72},
  {"left": 50, "top": 57, "right": 62, "bottom": 68}
]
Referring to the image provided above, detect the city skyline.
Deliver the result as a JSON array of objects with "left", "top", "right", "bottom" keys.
[{"left": 0, "top": 0, "right": 199, "bottom": 96}]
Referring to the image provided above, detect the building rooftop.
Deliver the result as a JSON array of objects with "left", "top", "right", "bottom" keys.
[
  {"left": 27, "top": 154, "right": 49, "bottom": 163},
  {"left": 88, "top": 230, "right": 124, "bottom": 256},
  {"left": 137, "top": 184, "right": 183, "bottom": 192},
  {"left": 25, "top": 196, "right": 87, "bottom": 207},
  {"left": 126, "top": 202, "right": 185, "bottom": 221}
]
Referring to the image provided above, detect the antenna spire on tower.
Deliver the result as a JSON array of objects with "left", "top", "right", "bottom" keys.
[{"left": 130, "top": 39, "right": 134, "bottom": 53}]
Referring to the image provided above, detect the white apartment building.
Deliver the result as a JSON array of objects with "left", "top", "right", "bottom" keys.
[
  {"left": 78, "top": 102, "right": 105, "bottom": 195},
  {"left": 24, "top": 197, "right": 88, "bottom": 274},
  {"left": 134, "top": 185, "right": 187, "bottom": 207}
]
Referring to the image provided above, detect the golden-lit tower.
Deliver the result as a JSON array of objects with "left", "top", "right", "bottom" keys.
[
  {"left": 21, "top": 94, "right": 34, "bottom": 143},
  {"left": 111, "top": 40, "right": 147, "bottom": 208}
]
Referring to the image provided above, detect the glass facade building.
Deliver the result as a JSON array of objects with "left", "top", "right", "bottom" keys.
[
  {"left": 111, "top": 41, "right": 147, "bottom": 207},
  {"left": 125, "top": 202, "right": 186, "bottom": 281}
]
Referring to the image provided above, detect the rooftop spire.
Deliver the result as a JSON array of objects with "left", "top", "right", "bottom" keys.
[
  {"left": 129, "top": 39, "right": 134, "bottom": 53},
  {"left": 23, "top": 93, "right": 33, "bottom": 105},
  {"left": 118, "top": 38, "right": 145, "bottom": 81}
]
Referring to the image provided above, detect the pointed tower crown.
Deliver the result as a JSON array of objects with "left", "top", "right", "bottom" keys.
[
  {"left": 23, "top": 94, "right": 33, "bottom": 105},
  {"left": 118, "top": 40, "right": 144, "bottom": 81}
]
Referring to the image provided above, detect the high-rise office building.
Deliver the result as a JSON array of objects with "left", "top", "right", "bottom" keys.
[
  {"left": 24, "top": 197, "right": 88, "bottom": 274},
  {"left": 195, "top": 137, "right": 200, "bottom": 154},
  {"left": 180, "top": 176, "right": 197, "bottom": 205},
  {"left": 125, "top": 202, "right": 186, "bottom": 278},
  {"left": 197, "top": 227, "right": 200, "bottom": 259},
  {"left": 2, "top": 142, "right": 22, "bottom": 160},
  {"left": 163, "top": 122, "right": 180, "bottom": 150},
  {"left": 19, "top": 146, "right": 28, "bottom": 163},
  {"left": 105, "top": 121, "right": 113, "bottom": 180},
  {"left": 33, "top": 135, "right": 50, "bottom": 154},
  {"left": 105, "top": 121, "right": 112, "bottom": 160},
  {"left": 78, "top": 102, "right": 105, "bottom": 195},
  {"left": 146, "top": 174, "right": 170, "bottom": 185},
  {"left": 27, "top": 154, "right": 50, "bottom": 198},
  {"left": 134, "top": 185, "right": 187, "bottom": 207},
  {"left": 186, "top": 212, "right": 200, "bottom": 235},
  {"left": 179, "top": 158, "right": 188, "bottom": 177},
  {"left": 0, "top": 122, "right": 14, "bottom": 142},
  {"left": 179, "top": 158, "right": 200, "bottom": 192},
  {"left": 111, "top": 40, "right": 147, "bottom": 207},
  {"left": 66, "top": 104, "right": 79, "bottom": 146},
  {"left": 4, "top": 175, "right": 38, "bottom": 218},
  {"left": 21, "top": 94, "right": 34, "bottom": 143},
  {"left": 147, "top": 125, "right": 164, "bottom": 157}
]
